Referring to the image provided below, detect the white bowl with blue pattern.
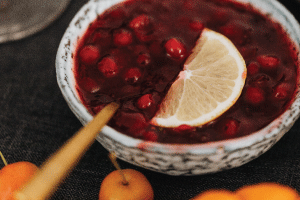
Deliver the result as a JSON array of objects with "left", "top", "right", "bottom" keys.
[{"left": 56, "top": 0, "right": 300, "bottom": 175}]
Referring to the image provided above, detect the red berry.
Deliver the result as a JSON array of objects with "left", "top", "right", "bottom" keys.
[
  {"left": 189, "top": 20, "right": 205, "bottom": 32},
  {"left": 247, "top": 62, "right": 259, "bottom": 76},
  {"left": 172, "top": 124, "right": 196, "bottom": 133},
  {"left": 273, "top": 83, "right": 292, "bottom": 100},
  {"left": 98, "top": 57, "right": 119, "bottom": 78},
  {"left": 257, "top": 55, "right": 280, "bottom": 69},
  {"left": 137, "top": 53, "right": 151, "bottom": 66},
  {"left": 80, "top": 77, "right": 101, "bottom": 93},
  {"left": 137, "top": 94, "right": 153, "bottom": 109},
  {"left": 165, "top": 38, "right": 186, "bottom": 59},
  {"left": 113, "top": 29, "right": 133, "bottom": 46},
  {"left": 221, "top": 118, "right": 240, "bottom": 137},
  {"left": 244, "top": 87, "right": 265, "bottom": 105},
  {"left": 129, "top": 14, "right": 151, "bottom": 31},
  {"left": 115, "top": 112, "right": 147, "bottom": 137},
  {"left": 79, "top": 45, "right": 100, "bottom": 65},
  {"left": 143, "top": 131, "right": 158, "bottom": 142},
  {"left": 124, "top": 68, "right": 142, "bottom": 84}
]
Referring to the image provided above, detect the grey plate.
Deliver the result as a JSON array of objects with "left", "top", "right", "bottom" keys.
[{"left": 0, "top": 0, "right": 71, "bottom": 43}]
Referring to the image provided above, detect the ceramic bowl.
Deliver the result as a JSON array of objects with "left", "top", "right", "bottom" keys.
[{"left": 56, "top": 0, "right": 300, "bottom": 175}]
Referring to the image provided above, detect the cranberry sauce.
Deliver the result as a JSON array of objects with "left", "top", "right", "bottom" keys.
[{"left": 74, "top": 0, "right": 298, "bottom": 144}]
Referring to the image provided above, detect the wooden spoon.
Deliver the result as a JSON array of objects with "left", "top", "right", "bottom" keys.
[{"left": 14, "top": 102, "right": 119, "bottom": 200}]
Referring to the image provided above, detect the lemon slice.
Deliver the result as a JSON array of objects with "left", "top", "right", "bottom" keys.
[{"left": 151, "top": 28, "right": 247, "bottom": 127}]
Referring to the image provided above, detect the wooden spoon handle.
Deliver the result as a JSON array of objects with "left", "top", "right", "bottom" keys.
[{"left": 14, "top": 102, "right": 119, "bottom": 200}]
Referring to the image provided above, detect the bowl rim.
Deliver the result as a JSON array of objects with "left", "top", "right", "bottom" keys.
[{"left": 56, "top": 0, "right": 300, "bottom": 155}]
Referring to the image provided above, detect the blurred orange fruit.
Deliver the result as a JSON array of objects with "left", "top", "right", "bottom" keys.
[
  {"left": 0, "top": 161, "right": 38, "bottom": 200},
  {"left": 191, "top": 189, "right": 240, "bottom": 200},
  {"left": 236, "top": 182, "right": 299, "bottom": 200}
]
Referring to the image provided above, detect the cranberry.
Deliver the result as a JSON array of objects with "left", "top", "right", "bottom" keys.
[
  {"left": 113, "top": 29, "right": 133, "bottom": 46},
  {"left": 115, "top": 112, "right": 147, "bottom": 137},
  {"left": 124, "top": 68, "right": 142, "bottom": 84},
  {"left": 189, "top": 20, "right": 205, "bottom": 32},
  {"left": 80, "top": 77, "right": 101, "bottom": 93},
  {"left": 137, "top": 53, "right": 151, "bottom": 66},
  {"left": 143, "top": 131, "right": 158, "bottom": 142},
  {"left": 273, "top": 83, "right": 292, "bottom": 100},
  {"left": 98, "top": 57, "right": 119, "bottom": 78},
  {"left": 244, "top": 86, "right": 265, "bottom": 105},
  {"left": 137, "top": 94, "right": 153, "bottom": 109},
  {"left": 129, "top": 14, "right": 151, "bottom": 32},
  {"left": 173, "top": 125, "right": 196, "bottom": 133},
  {"left": 220, "top": 118, "right": 240, "bottom": 138},
  {"left": 247, "top": 62, "right": 259, "bottom": 76},
  {"left": 79, "top": 45, "right": 100, "bottom": 65},
  {"left": 257, "top": 55, "right": 280, "bottom": 70},
  {"left": 165, "top": 38, "right": 186, "bottom": 59}
]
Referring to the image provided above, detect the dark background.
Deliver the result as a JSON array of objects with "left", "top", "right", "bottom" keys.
[{"left": 0, "top": 0, "right": 300, "bottom": 199}]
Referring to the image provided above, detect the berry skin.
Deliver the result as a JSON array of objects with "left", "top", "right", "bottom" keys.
[
  {"left": 165, "top": 38, "right": 186, "bottom": 59},
  {"left": 113, "top": 29, "right": 133, "bottom": 46},
  {"left": 143, "top": 131, "right": 158, "bottom": 142},
  {"left": 273, "top": 83, "right": 292, "bottom": 100},
  {"left": 137, "top": 53, "right": 151, "bottom": 66},
  {"left": 244, "top": 87, "right": 265, "bottom": 105},
  {"left": 129, "top": 14, "right": 151, "bottom": 31},
  {"left": 98, "top": 57, "right": 119, "bottom": 78},
  {"left": 173, "top": 124, "right": 196, "bottom": 133},
  {"left": 137, "top": 94, "right": 153, "bottom": 109},
  {"left": 257, "top": 55, "right": 280, "bottom": 70},
  {"left": 220, "top": 118, "right": 240, "bottom": 138},
  {"left": 79, "top": 45, "right": 100, "bottom": 65},
  {"left": 247, "top": 62, "right": 259, "bottom": 76},
  {"left": 124, "top": 68, "right": 142, "bottom": 84},
  {"left": 189, "top": 20, "right": 205, "bottom": 32},
  {"left": 81, "top": 77, "right": 101, "bottom": 93},
  {"left": 115, "top": 112, "right": 147, "bottom": 137}
]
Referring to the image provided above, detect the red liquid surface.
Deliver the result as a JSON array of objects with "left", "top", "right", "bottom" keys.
[{"left": 74, "top": 0, "right": 298, "bottom": 144}]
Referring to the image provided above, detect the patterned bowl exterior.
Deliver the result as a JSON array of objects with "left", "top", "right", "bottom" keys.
[{"left": 56, "top": 0, "right": 300, "bottom": 175}]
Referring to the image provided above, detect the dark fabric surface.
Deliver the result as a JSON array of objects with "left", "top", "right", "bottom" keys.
[{"left": 0, "top": 0, "right": 300, "bottom": 199}]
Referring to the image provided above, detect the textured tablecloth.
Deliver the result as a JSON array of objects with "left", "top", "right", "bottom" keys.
[{"left": 0, "top": 0, "right": 300, "bottom": 199}]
